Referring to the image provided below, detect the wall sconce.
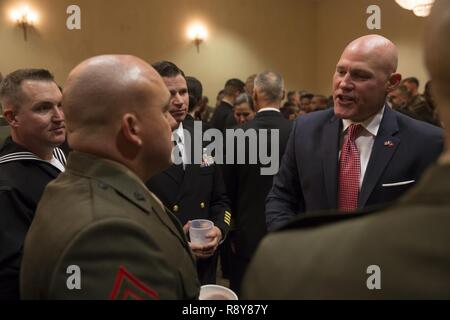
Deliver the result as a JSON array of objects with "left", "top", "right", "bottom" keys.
[
  {"left": 395, "top": 0, "right": 435, "bottom": 17},
  {"left": 187, "top": 23, "right": 208, "bottom": 53},
  {"left": 10, "top": 5, "right": 38, "bottom": 41}
]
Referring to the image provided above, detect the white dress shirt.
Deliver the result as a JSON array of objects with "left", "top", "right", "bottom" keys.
[
  {"left": 340, "top": 106, "right": 385, "bottom": 188},
  {"left": 257, "top": 107, "right": 281, "bottom": 113},
  {"left": 173, "top": 122, "right": 187, "bottom": 170}
]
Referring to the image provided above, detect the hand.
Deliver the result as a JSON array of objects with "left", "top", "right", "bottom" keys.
[{"left": 183, "top": 222, "right": 222, "bottom": 259}]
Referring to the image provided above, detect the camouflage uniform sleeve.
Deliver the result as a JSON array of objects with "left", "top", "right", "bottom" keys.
[{"left": 47, "top": 218, "right": 189, "bottom": 300}]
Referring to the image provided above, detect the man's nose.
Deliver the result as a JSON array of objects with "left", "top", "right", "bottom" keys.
[
  {"left": 339, "top": 73, "right": 354, "bottom": 90},
  {"left": 52, "top": 106, "right": 64, "bottom": 121},
  {"left": 174, "top": 92, "right": 184, "bottom": 104}
]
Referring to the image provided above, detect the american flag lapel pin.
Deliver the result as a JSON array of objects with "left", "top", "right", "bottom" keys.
[{"left": 384, "top": 140, "right": 394, "bottom": 147}]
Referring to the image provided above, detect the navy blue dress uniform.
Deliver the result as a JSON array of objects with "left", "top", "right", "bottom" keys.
[
  {"left": 20, "top": 151, "right": 200, "bottom": 299},
  {"left": 146, "top": 119, "right": 231, "bottom": 284},
  {"left": 0, "top": 137, "right": 66, "bottom": 299}
]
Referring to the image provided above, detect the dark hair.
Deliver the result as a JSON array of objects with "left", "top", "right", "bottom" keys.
[
  {"left": 223, "top": 78, "right": 245, "bottom": 96},
  {"left": 287, "top": 91, "right": 297, "bottom": 99},
  {"left": 151, "top": 61, "right": 185, "bottom": 78},
  {"left": 186, "top": 76, "right": 203, "bottom": 112},
  {"left": 0, "top": 68, "right": 55, "bottom": 108},
  {"left": 395, "top": 85, "right": 411, "bottom": 97},
  {"left": 402, "top": 77, "right": 419, "bottom": 87},
  {"left": 235, "top": 93, "right": 255, "bottom": 111},
  {"left": 300, "top": 92, "right": 314, "bottom": 100}
]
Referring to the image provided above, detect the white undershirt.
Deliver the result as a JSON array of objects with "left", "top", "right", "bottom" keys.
[
  {"left": 173, "top": 122, "right": 187, "bottom": 170},
  {"left": 340, "top": 106, "right": 385, "bottom": 188},
  {"left": 47, "top": 156, "right": 65, "bottom": 172}
]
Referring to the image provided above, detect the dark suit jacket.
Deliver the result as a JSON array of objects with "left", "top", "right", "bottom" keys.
[
  {"left": 224, "top": 111, "right": 292, "bottom": 259},
  {"left": 242, "top": 162, "right": 450, "bottom": 299},
  {"left": 266, "top": 106, "right": 443, "bottom": 231},
  {"left": 210, "top": 100, "right": 235, "bottom": 132}
]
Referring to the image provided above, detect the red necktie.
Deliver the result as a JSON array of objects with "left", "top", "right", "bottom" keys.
[{"left": 338, "top": 124, "right": 363, "bottom": 212}]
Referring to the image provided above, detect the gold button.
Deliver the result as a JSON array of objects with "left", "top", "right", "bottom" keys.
[
  {"left": 200, "top": 202, "right": 205, "bottom": 209},
  {"left": 173, "top": 205, "right": 179, "bottom": 212}
]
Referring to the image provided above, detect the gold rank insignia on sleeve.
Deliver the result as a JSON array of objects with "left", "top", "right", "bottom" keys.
[{"left": 224, "top": 211, "right": 232, "bottom": 226}]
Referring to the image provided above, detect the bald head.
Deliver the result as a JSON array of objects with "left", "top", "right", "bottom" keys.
[
  {"left": 425, "top": 0, "right": 450, "bottom": 103},
  {"left": 343, "top": 35, "right": 398, "bottom": 76},
  {"left": 63, "top": 54, "right": 173, "bottom": 180},
  {"left": 333, "top": 35, "right": 401, "bottom": 122},
  {"left": 63, "top": 55, "right": 169, "bottom": 135}
]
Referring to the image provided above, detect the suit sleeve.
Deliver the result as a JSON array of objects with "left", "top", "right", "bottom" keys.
[
  {"left": 0, "top": 187, "right": 33, "bottom": 299},
  {"left": 265, "top": 120, "right": 305, "bottom": 231},
  {"left": 48, "top": 219, "right": 194, "bottom": 300},
  {"left": 208, "top": 165, "right": 232, "bottom": 238}
]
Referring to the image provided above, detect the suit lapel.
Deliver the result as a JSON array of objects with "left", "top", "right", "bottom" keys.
[
  {"left": 164, "top": 164, "right": 184, "bottom": 186},
  {"left": 322, "top": 115, "right": 342, "bottom": 209},
  {"left": 359, "top": 106, "right": 400, "bottom": 207}
]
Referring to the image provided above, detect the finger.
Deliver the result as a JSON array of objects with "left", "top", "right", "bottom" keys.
[{"left": 183, "top": 221, "right": 192, "bottom": 234}]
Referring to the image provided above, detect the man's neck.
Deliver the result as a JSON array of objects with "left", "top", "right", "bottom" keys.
[
  {"left": 11, "top": 135, "right": 54, "bottom": 160},
  {"left": 256, "top": 102, "right": 281, "bottom": 111},
  {"left": 222, "top": 97, "right": 234, "bottom": 106}
]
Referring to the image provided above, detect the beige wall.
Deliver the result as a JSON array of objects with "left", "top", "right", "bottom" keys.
[
  {"left": 316, "top": 0, "right": 429, "bottom": 96},
  {"left": 0, "top": 0, "right": 429, "bottom": 101},
  {"left": 0, "top": 0, "right": 316, "bottom": 101}
]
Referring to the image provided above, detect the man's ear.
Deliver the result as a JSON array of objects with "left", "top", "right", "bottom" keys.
[
  {"left": 386, "top": 73, "right": 402, "bottom": 93},
  {"left": 3, "top": 107, "right": 19, "bottom": 128},
  {"left": 121, "top": 113, "right": 142, "bottom": 146},
  {"left": 281, "top": 89, "right": 286, "bottom": 101},
  {"left": 252, "top": 89, "right": 258, "bottom": 105}
]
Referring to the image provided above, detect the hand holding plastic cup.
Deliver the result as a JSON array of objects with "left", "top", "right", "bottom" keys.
[{"left": 189, "top": 219, "right": 214, "bottom": 245}]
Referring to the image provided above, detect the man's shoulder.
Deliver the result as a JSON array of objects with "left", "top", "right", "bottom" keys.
[
  {"left": 394, "top": 108, "right": 442, "bottom": 137},
  {"left": 294, "top": 108, "right": 336, "bottom": 129}
]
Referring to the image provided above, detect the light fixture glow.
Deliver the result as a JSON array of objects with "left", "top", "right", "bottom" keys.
[
  {"left": 187, "top": 23, "right": 208, "bottom": 53},
  {"left": 395, "top": 0, "right": 435, "bottom": 17},
  {"left": 10, "top": 5, "right": 39, "bottom": 40}
]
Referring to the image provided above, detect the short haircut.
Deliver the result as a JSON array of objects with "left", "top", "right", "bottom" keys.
[
  {"left": 216, "top": 89, "right": 225, "bottom": 99},
  {"left": 402, "top": 77, "right": 419, "bottom": 87},
  {"left": 300, "top": 92, "right": 314, "bottom": 100},
  {"left": 151, "top": 61, "right": 185, "bottom": 78},
  {"left": 254, "top": 71, "right": 284, "bottom": 103},
  {"left": 223, "top": 78, "right": 245, "bottom": 96},
  {"left": 0, "top": 68, "right": 55, "bottom": 109},
  {"left": 186, "top": 76, "right": 203, "bottom": 112},
  {"left": 394, "top": 85, "right": 411, "bottom": 98},
  {"left": 235, "top": 93, "right": 255, "bottom": 111},
  {"left": 287, "top": 91, "right": 297, "bottom": 99}
]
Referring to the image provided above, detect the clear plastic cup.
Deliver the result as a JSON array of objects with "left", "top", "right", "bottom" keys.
[{"left": 189, "top": 219, "right": 214, "bottom": 244}]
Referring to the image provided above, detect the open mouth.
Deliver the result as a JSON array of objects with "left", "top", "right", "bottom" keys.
[
  {"left": 50, "top": 126, "right": 65, "bottom": 132},
  {"left": 336, "top": 94, "right": 355, "bottom": 105}
]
